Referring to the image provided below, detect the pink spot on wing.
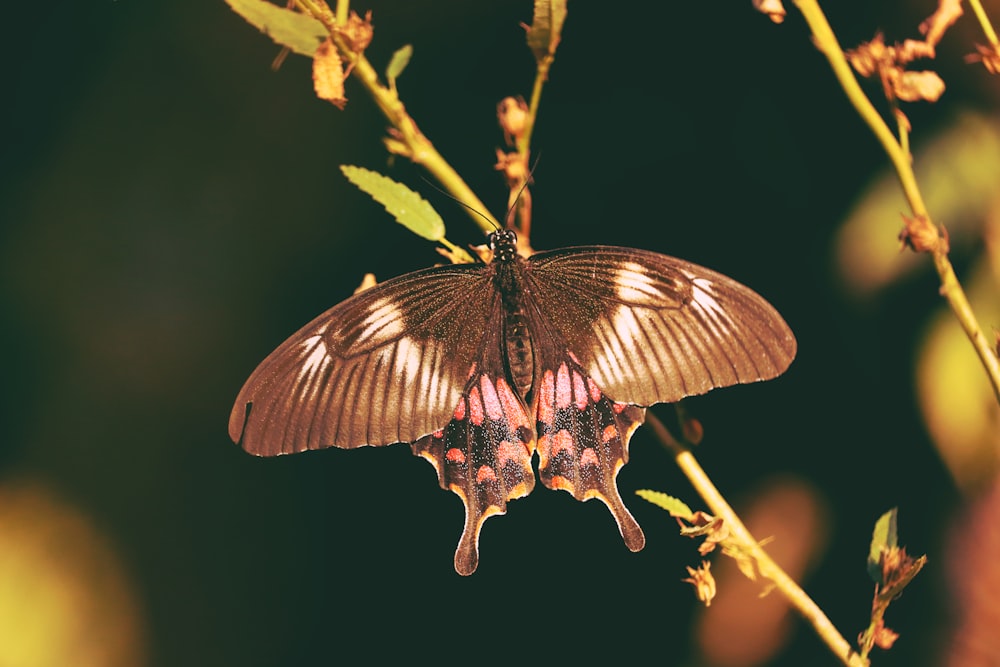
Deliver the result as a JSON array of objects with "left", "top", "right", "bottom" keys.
[
  {"left": 555, "top": 363, "right": 572, "bottom": 409},
  {"left": 466, "top": 363, "right": 478, "bottom": 380},
  {"left": 479, "top": 376, "right": 503, "bottom": 420},
  {"left": 572, "top": 369, "right": 588, "bottom": 410},
  {"left": 612, "top": 402, "right": 627, "bottom": 414},
  {"left": 580, "top": 448, "right": 600, "bottom": 467},
  {"left": 587, "top": 378, "right": 603, "bottom": 404},
  {"left": 567, "top": 351, "right": 580, "bottom": 364},
  {"left": 432, "top": 429, "right": 444, "bottom": 439},
  {"left": 538, "top": 370, "right": 556, "bottom": 425},
  {"left": 602, "top": 424, "right": 617, "bottom": 444},
  {"left": 496, "top": 378, "right": 527, "bottom": 430},
  {"left": 468, "top": 386, "right": 484, "bottom": 425},
  {"left": 498, "top": 440, "right": 525, "bottom": 466},
  {"left": 453, "top": 399, "right": 466, "bottom": 421},
  {"left": 446, "top": 448, "right": 465, "bottom": 464},
  {"left": 476, "top": 465, "right": 496, "bottom": 483}
]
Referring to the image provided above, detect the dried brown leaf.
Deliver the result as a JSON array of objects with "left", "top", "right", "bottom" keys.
[
  {"left": 920, "top": 0, "right": 963, "bottom": 49},
  {"left": 313, "top": 38, "right": 347, "bottom": 109}
]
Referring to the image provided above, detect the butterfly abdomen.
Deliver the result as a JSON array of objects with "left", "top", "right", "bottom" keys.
[{"left": 498, "top": 266, "right": 535, "bottom": 399}]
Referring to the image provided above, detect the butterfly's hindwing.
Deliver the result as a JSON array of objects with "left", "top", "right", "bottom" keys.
[
  {"left": 231, "top": 230, "right": 798, "bottom": 574},
  {"left": 412, "top": 370, "right": 536, "bottom": 576},
  {"left": 533, "top": 356, "right": 647, "bottom": 553}
]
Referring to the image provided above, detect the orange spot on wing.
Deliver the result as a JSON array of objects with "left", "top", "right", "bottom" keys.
[
  {"left": 453, "top": 399, "right": 466, "bottom": 421},
  {"left": 580, "top": 447, "right": 600, "bottom": 467},
  {"left": 551, "top": 429, "right": 574, "bottom": 456},
  {"left": 548, "top": 474, "right": 573, "bottom": 491},
  {"left": 476, "top": 465, "right": 497, "bottom": 483},
  {"left": 446, "top": 448, "right": 465, "bottom": 464},
  {"left": 602, "top": 424, "right": 617, "bottom": 444}
]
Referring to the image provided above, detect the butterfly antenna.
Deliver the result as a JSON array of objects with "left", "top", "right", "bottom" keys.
[{"left": 419, "top": 177, "right": 500, "bottom": 233}]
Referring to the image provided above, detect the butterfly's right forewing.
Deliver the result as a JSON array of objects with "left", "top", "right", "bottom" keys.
[{"left": 229, "top": 263, "right": 499, "bottom": 456}]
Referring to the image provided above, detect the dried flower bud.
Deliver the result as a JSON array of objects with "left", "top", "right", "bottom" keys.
[
  {"left": 494, "top": 149, "right": 529, "bottom": 188},
  {"left": 892, "top": 69, "right": 945, "bottom": 102},
  {"left": 967, "top": 43, "right": 1000, "bottom": 74},
  {"left": 753, "top": 0, "right": 786, "bottom": 24},
  {"left": 847, "top": 34, "right": 887, "bottom": 77},
  {"left": 497, "top": 97, "right": 529, "bottom": 146},
  {"left": 340, "top": 10, "right": 374, "bottom": 53},
  {"left": 899, "top": 214, "right": 949, "bottom": 253},
  {"left": 873, "top": 621, "right": 900, "bottom": 650},
  {"left": 683, "top": 561, "right": 717, "bottom": 607}
]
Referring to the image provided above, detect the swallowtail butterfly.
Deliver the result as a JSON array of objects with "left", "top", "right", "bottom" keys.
[{"left": 229, "top": 230, "right": 796, "bottom": 575}]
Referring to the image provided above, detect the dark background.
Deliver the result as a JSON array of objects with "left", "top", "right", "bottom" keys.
[{"left": 2, "top": 1, "right": 995, "bottom": 665}]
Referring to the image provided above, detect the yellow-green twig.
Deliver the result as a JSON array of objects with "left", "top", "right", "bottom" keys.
[
  {"left": 296, "top": 0, "right": 499, "bottom": 234},
  {"left": 646, "top": 412, "right": 868, "bottom": 667},
  {"left": 792, "top": 0, "right": 1000, "bottom": 403}
]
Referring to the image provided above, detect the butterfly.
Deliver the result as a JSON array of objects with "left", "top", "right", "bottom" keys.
[{"left": 229, "top": 229, "right": 796, "bottom": 575}]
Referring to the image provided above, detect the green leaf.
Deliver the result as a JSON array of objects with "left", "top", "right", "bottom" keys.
[
  {"left": 340, "top": 166, "right": 445, "bottom": 242},
  {"left": 867, "top": 508, "right": 898, "bottom": 583},
  {"left": 635, "top": 490, "right": 694, "bottom": 520},
  {"left": 525, "top": 0, "right": 568, "bottom": 64},
  {"left": 225, "top": 0, "right": 327, "bottom": 57},
  {"left": 386, "top": 45, "right": 413, "bottom": 85}
]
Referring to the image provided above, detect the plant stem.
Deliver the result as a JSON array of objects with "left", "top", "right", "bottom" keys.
[
  {"left": 645, "top": 412, "right": 868, "bottom": 667},
  {"left": 295, "top": 0, "right": 500, "bottom": 234},
  {"left": 968, "top": 0, "right": 1000, "bottom": 47},
  {"left": 791, "top": 0, "right": 1000, "bottom": 403}
]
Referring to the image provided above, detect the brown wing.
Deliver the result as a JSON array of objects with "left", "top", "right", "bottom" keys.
[
  {"left": 229, "top": 263, "right": 500, "bottom": 456},
  {"left": 522, "top": 246, "right": 796, "bottom": 406}
]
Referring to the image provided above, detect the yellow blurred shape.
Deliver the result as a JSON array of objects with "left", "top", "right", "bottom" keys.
[
  {"left": 835, "top": 111, "right": 1000, "bottom": 296},
  {"left": 0, "top": 481, "right": 145, "bottom": 667},
  {"left": 916, "top": 259, "right": 1000, "bottom": 490}
]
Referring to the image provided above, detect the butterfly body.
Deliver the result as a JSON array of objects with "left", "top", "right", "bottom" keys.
[{"left": 230, "top": 230, "right": 796, "bottom": 574}]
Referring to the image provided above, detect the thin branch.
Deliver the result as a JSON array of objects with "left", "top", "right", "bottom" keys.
[
  {"left": 295, "top": 0, "right": 500, "bottom": 234},
  {"left": 645, "top": 412, "right": 868, "bottom": 667},
  {"left": 791, "top": 0, "right": 1000, "bottom": 403}
]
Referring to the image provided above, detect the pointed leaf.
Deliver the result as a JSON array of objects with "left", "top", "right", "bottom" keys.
[
  {"left": 636, "top": 489, "right": 694, "bottom": 520},
  {"left": 340, "top": 166, "right": 445, "bottom": 241},
  {"left": 225, "top": 0, "right": 328, "bottom": 57},
  {"left": 525, "top": 0, "right": 568, "bottom": 64},
  {"left": 386, "top": 45, "right": 413, "bottom": 85},
  {"left": 867, "top": 508, "right": 898, "bottom": 582}
]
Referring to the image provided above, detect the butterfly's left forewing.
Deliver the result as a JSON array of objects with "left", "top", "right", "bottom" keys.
[{"left": 230, "top": 263, "right": 499, "bottom": 455}]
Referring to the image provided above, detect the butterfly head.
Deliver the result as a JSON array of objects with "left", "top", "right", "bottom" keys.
[{"left": 488, "top": 229, "right": 518, "bottom": 263}]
